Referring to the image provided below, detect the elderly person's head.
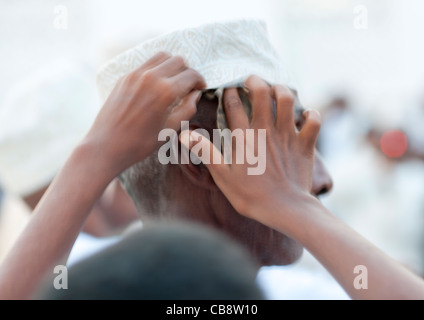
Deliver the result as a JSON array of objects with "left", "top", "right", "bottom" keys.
[{"left": 97, "top": 20, "right": 333, "bottom": 266}]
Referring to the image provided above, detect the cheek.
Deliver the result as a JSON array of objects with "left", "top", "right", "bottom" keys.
[{"left": 244, "top": 222, "right": 303, "bottom": 266}]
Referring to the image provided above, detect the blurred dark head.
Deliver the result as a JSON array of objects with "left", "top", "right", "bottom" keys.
[{"left": 37, "top": 222, "right": 263, "bottom": 300}]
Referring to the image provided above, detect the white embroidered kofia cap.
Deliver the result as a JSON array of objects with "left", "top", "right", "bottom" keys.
[
  {"left": 96, "top": 19, "right": 291, "bottom": 103},
  {"left": 0, "top": 59, "right": 99, "bottom": 196}
]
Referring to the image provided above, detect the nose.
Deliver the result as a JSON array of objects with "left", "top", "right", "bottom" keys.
[{"left": 312, "top": 151, "right": 333, "bottom": 197}]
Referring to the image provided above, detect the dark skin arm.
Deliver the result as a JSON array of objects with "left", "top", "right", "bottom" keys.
[
  {"left": 180, "top": 75, "right": 424, "bottom": 300},
  {"left": 0, "top": 52, "right": 206, "bottom": 299}
]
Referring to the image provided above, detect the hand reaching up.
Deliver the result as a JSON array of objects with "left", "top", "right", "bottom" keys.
[
  {"left": 180, "top": 75, "right": 321, "bottom": 233},
  {"left": 87, "top": 52, "right": 206, "bottom": 177}
]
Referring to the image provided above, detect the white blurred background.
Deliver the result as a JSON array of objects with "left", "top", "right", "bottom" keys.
[{"left": 1, "top": 0, "right": 424, "bottom": 298}]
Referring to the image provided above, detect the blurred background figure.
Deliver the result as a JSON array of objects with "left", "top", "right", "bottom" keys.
[
  {"left": 319, "top": 93, "right": 424, "bottom": 277},
  {"left": 0, "top": 58, "right": 139, "bottom": 265},
  {"left": 0, "top": 59, "right": 98, "bottom": 203},
  {"left": 36, "top": 222, "right": 264, "bottom": 300},
  {"left": 397, "top": 93, "right": 424, "bottom": 162},
  {"left": 318, "top": 94, "right": 368, "bottom": 165}
]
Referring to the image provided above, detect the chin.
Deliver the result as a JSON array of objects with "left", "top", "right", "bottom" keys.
[
  {"left": 218, "top": 215, "right": 304, "bottom": 267},
  {"left": 248, "top": 225, "right": 303, "bottom": 266},
  {"left": 255, "top": 232, "right": 304, "bottom": 266}
]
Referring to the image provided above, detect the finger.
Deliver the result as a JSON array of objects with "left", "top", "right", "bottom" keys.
[
  {"left": 244, "top": 75, "right": 273, "bottom": 128},
  {"left": 150, "top": 55, "right": 188, "bottom": 78},
  {"left": 222, "top": 88, "right": 250, "bottom": 130},
  {"left": 169, "top": 68, "right": 207, "bottom": 97},
  {"left": 135, "top": 51, "right": 172, "bottom": 75},
  {"left": 299, "top": 109, "right": 321, "bottom": 151},
  {"left": 179, "top": 130, "right": 228, "bottom": 178},
  {"left": 166, "top": 90, "right": 201, "bottom": 130},
  {"left": 273, "top": 85, "right": 296, "bottom": 136}
]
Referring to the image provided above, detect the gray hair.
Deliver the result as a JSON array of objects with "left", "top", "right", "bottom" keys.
[{"left": 119, "top": 150, "right": 169, "bottom": 218}]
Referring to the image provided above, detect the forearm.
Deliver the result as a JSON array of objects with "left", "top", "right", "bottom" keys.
[
  {"left": 271, "top": 197, "right": 424, "bottom": 300},
  {"left": 0, "top": 52, "right": 204, "bottom": 300},
  {"left": 0, "top": 141, "right": 116, "bottom": 299}
]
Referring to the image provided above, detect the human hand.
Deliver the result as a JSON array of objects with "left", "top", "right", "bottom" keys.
[
  {"left": 86, "top": 52, "right": 206, "bottom": 176},
  {"left": 179, "top": 75, "right": 321, "bottom": 231}
]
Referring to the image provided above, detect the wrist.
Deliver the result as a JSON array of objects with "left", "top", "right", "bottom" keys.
[
  {"left": 82, "top": 128, "right": 154, "bottom": 178},
  {"left": 253, "top": 191, "right": 330, "bottom": 241},
  {"left": 72, "top": 138, "right": 120, "bottom": 186},
  {"left": 280, "top": 195, "right": 337, "bottom": 246}
]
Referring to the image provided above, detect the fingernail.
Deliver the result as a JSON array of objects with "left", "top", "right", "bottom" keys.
[
  {"left": 303, "top": 109, "right": 311, "bottom": 116},
  {"left": 194, "top": 90, "right": 202, "bottom": 104}
]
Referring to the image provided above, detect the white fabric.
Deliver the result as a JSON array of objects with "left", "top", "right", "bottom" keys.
[
  {"left": 257, "top": 265, "right": 350, "bottom": 300},
  {"left": 0, "top": 59, "right": 99, "bottom": 196},
  {"left": 96, "top": 19, "right": 291, "bottom": 103},
  {"left": 67, "top": 232, "right": 120, "bottom": 267},
  {"left": 67, "top": 220, "right": 143, "bottom": 267}
]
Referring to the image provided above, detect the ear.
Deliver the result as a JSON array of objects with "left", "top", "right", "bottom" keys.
[
  {"left": 179, "top": 161, "right": 217, "bottom": 190},
  {"left": 178, "top": 124, "right": 218, "bottom": 190}
]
